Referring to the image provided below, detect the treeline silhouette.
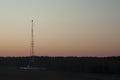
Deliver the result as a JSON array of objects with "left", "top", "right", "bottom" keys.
[{"left": 0, "top": 56, "right": 120, "bottom": 74}]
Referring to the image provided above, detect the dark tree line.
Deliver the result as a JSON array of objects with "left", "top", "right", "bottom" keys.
[{"left": 0, "top": 56, "right": 120, "bottom": 74}]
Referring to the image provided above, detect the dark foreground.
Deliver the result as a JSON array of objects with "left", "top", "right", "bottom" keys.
[{"left": 0, "top": 67, "right": 119, "bottom": 80}]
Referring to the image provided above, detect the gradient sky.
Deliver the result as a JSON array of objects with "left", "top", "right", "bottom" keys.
[{"left": 0, "top": 0, "right": 120, "bottom": 57}]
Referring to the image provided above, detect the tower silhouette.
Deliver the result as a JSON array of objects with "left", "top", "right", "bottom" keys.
[
  {"left": 20, "top": 20, "right": 40, "bottom": 70},
  {"left": 30, "top": 20, "right": 34, "bottom": 62}
]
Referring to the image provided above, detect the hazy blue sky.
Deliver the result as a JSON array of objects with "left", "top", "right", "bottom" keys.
[{"left": 0, "top": 0, "right": 120, "bottom": 56}]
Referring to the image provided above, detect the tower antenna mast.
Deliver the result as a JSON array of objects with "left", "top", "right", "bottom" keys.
[
  {"left": 20, "top": 20, "right": 41, "bottom": 70},
  {"left": 31, "top": 20, "right": 34, "bottom": 57}
]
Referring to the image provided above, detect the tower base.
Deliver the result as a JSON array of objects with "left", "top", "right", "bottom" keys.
[{"left": 20, "top": 65, "right": 46, "bottom": 70}]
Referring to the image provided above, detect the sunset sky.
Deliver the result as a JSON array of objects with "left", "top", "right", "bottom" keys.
[{"left": 0, "top": 0, "right": 120, "bottom": 57}]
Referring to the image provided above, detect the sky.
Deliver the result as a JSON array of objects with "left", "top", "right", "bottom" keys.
[{"left": 0, "top": 0, "right": 120, "bottom": 57}]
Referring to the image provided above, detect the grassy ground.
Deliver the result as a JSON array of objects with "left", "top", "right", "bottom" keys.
[{"left": 0, "top": 67, "right": 119, "bottom": 80}]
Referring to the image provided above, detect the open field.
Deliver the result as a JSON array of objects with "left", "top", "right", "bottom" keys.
[{"left": 0, "top": 67, "right": 119, "bottom": 80}]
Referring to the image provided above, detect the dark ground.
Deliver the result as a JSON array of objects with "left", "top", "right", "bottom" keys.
[{"left": 0, "top": 67, "right": 119, "bottom": 80}]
